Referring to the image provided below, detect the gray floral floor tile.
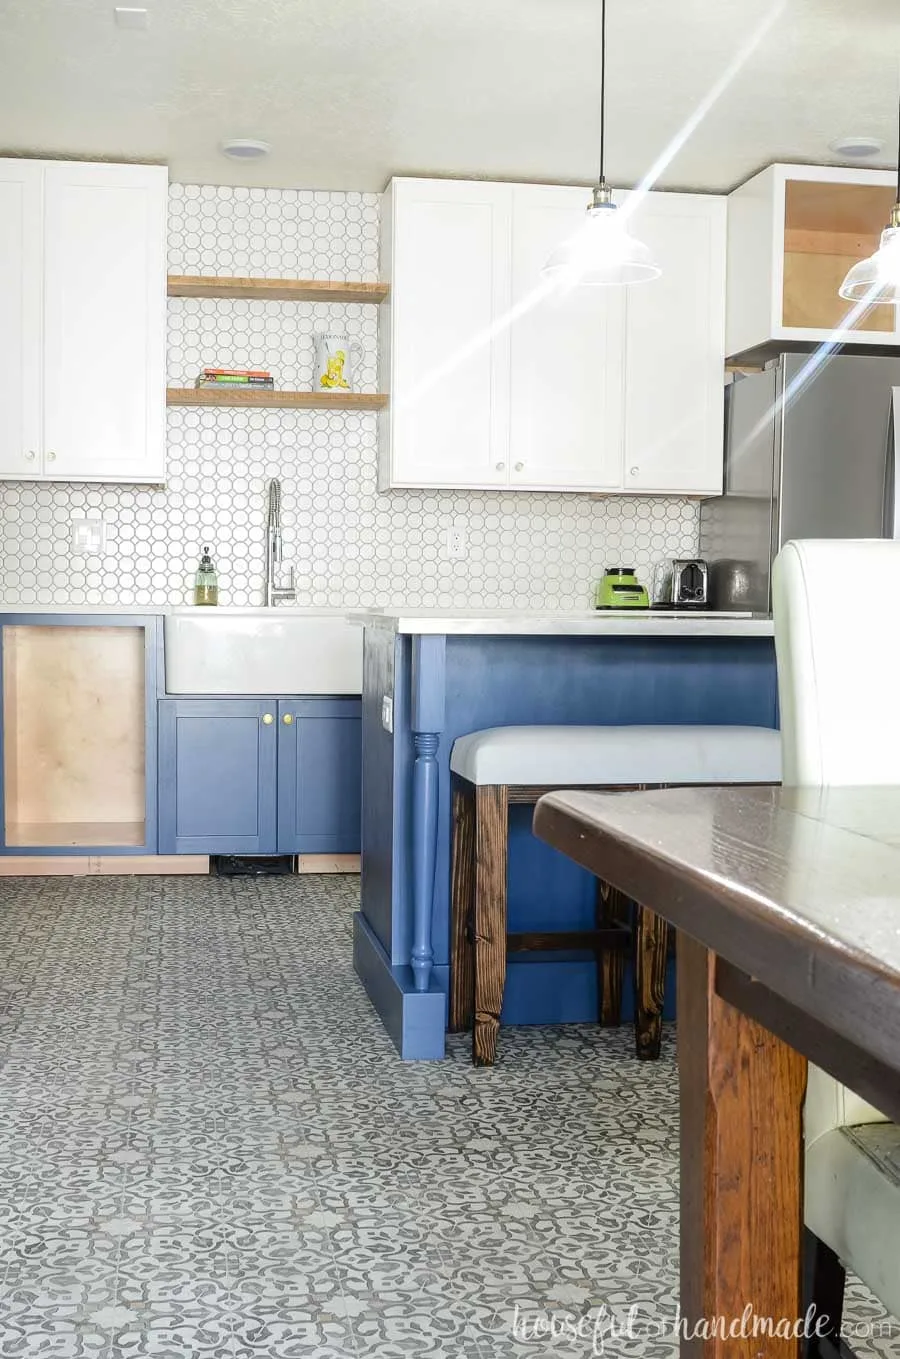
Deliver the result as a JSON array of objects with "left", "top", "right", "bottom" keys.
[
  {"left": 0, "top": 872, "right": 895, "bottom": 1359},
  {"left": 350, "top": 1299, "right": 473, "bottom": 1354},
  {"left": 0, "top": 1317, "right": 110, "bottom": 1358}
]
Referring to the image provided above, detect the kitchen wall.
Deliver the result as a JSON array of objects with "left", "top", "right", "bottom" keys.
[{"left": 0, "top": 184, "right": 699, "bottom": 610}]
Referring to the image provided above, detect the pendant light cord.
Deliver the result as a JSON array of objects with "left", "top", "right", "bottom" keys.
[{"left": 599, "top": 0, "right": 607, "bottom": 184}]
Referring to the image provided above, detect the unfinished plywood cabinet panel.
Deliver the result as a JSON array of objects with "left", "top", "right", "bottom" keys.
[
  {"left": 782, "top": 180, "right": 896, "bottom": 335},
  {"left": 726, "top": 164, "right": 900, "bottom": 360},
  {"left": 3, "top": 625, "right": 146, "bottom": 848}
]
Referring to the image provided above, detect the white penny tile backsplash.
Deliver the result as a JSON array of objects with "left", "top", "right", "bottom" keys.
[{"left": 0, "top": 184, "right": 699, "bottom": 610}]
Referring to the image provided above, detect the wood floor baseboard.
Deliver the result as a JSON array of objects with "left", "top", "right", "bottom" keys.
[
  {"left": 296, "top": 854, "right": 361, "bottom": 874},
  {"left": 0, "top": 853, "right": 360, "bottom": 878},
  {"left": 0, "top": 855, "right": 210, "bottom": 877}
]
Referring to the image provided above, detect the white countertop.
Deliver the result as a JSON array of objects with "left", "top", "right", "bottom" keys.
[
  {"left": 351, "top": 609, "right": 775, "bottom": 637},
  {"left": 0, "top": 605, "right": 775, "bottom": 638},
  {"left": 0, "top": 603, "right": 167, "bottom": 615},
  {"left": 0, "top": 604, "right": 352, "bottom": 617}
]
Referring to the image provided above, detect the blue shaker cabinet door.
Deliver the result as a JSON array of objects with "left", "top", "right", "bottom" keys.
[
  {"left": 158, "top": 699, "right": 278, "bottom": 854},
  {"left": 277, "top": 698, "right": 362, "bottom": 854}
]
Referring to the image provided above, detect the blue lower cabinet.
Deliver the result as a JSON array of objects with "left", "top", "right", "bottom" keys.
[
  {"left": 158, "top": 696, "right": 362, "bottom": 856},
  {"left": 158, "top": 700, "right": 278, "bottom": 854},
  {"left": 277, "top": 699, "right": 362, "bottom": 853}
]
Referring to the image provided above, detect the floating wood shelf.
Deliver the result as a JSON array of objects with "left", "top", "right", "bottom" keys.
[
  {"left": 167, "top": 275, "right": 389, "bottom": 304},
  {"left": 166, "top": 388, "right": 388, "bottom": 410}
]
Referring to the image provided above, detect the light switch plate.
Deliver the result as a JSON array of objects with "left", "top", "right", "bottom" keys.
[
  {"left": 114, "top": 7, "right": 149, "bottom": 29},
  {"left": 381, "top": 695, "right": 394, "bottom": 734},
  {"left": 71, "top": 517, "right": 107, "bottom": 556}
]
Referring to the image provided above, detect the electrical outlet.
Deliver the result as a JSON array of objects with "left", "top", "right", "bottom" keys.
[
  {"left": 445, "top": 526, "right": 467, "bottom": 559},
  {"left": 70, "top": 517, "right": 107, "bottom": 556}
]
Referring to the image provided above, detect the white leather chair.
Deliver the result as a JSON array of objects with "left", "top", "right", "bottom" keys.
[{"left": 773, "top": 539, "right": 900, "bottom": 1344}]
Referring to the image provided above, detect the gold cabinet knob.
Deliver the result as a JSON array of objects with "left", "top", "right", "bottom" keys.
[
  {"left": 283, "top": 713, "right": 293, "bottom": 725},
  {"left": 262, "top": 713, "right": 274, "bottom": 725}
]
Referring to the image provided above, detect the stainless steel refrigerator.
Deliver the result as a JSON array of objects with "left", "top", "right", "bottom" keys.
[{"left": 699, "top": 352, "right": 900, "bottom": 613}]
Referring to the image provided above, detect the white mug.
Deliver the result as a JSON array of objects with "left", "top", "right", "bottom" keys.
[{"left": 313, "top": 332, "right": 363, "bottom": 393}]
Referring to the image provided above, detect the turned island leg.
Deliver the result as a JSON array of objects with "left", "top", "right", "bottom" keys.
[
  {"left": 409, "top": 636, "right": 446, "bottom": 995},
  {"left": 411, "top": 732, "right": 439, "bottom": 991}
]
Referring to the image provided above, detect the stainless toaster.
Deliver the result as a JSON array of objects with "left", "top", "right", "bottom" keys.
[{"left": 671, "top": 559, "right": 709, "bottom": 608}]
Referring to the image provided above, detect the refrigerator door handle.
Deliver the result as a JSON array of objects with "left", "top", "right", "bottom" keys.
[{"left": 884, "top": 388, "right": 900, "bottom": 539}]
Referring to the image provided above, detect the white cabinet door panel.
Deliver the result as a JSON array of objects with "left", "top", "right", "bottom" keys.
[
  {"left": 42, "top": 163, "right": 167, "bottom": 482},
  {"left": 622, "top": 192, "right": 726, "bottom": 495},
  {"left": 379, "top": 177, "right": 726, "bottom": 498},
  {"left": 509, "top": 186, "right": 625, "bottom": 490},
  {"left": 0, "top": 162, "right": 42, "bottom": 479},
  {"left": 387, "top": 180, "right": 511, "bottom": 489}
]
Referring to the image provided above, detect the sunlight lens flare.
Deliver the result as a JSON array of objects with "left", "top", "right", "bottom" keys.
[
  {"left": 406, "top": 0, "right": 786, "bottom": 402},
  {"left": 542, "top": 193, "right": 661, "bottom": 287},
  {"left": 732, "top": 283, "right": 892, "bottom": 467}
]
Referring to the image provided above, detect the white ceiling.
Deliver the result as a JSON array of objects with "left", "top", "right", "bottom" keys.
[{"left": 1, "top": 0, "right": 899, "bottom": 194}]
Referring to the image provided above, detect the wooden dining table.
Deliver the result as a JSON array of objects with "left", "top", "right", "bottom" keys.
[{"left": 533, "top": 783, "right": 900, "bottom": 1359}]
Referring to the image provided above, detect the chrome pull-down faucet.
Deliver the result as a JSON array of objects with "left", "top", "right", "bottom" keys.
[{"left": 265, "top": 478, "right": 296, "bottom": 607}]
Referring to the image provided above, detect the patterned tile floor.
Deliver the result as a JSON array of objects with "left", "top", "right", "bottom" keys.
[{"left": 0, "top": 874, "right": 894, "bottom": 1358}]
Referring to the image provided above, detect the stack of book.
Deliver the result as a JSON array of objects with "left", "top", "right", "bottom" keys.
[{"left": 194, "top": 368, "right": 275, "bottom": 390}]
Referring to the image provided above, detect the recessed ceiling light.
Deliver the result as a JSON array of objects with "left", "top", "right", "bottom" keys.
[
  {"left": 829, "top": 135, "right": 884, "bottom": 158},
  {"left": 114, "top": 7, "right": 149, "bottom": 28},
  {"left": 220, "top": 139, "right": 271, "bottom": 161}
]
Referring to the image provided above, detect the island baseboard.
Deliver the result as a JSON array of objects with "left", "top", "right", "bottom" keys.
[{"left": 352, "top": 911, "right": 447, "bottom": 1060}]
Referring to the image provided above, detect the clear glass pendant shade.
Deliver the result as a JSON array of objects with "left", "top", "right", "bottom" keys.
[
  {"left": 839, "top": 219, "right": 900, "bottom": 305},
  {"left": 545, "top": 0, "right": 660, "bottom": 290},
  {"left": 542, "top": 190, "right": 661, "bottom": 287}
]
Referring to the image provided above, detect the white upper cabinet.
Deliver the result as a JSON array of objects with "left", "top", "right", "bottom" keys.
[
  {"left": 0, "top": 159, "right": 167, "bottom": 483},
  {"left": 726, "top": 164, "right": 900, "bottom": 360},
  {"left": 379, "top": 178, "right": 511, "bottom": 490},
  {"left": 379, "top": 176, "right": 727, "bottom": 495},
  {"left": 508, "top": 185, "right": 624, "bottom": 491},
  {"left": 621, "top": 191, "right": 726, "bottom": 496},
  {"left": 0, "top": 163, "right": 42, "bottom": 480},
  {"left": 42, "top": 163, "right": 167, "bottom": 482}
]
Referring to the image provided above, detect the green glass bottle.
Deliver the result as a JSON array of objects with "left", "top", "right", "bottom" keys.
[{"left": 194, "top": 547, "right": 218, "bottom": 606}]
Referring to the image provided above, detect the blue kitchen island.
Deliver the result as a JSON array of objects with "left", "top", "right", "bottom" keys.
[{"left": 352, "top": 609, "right": 777, "bottom": 1059}]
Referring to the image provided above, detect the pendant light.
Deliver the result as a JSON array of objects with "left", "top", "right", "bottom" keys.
[
  {"left": 543, "top": 0, "right": 660, "bottom": 286},
  {"left": 839, "top": 95, "right": 900, "bottom": 305}
]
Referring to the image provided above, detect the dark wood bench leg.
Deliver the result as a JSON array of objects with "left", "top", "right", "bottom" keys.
[
  {"left": 449, "top": 779, "right": 476, "bottom": 1032},
  {"left": 634, "top": 903, "right": 668, "bottom": 1060},
  {"left": 472, "top": 784, "right": 508, "bottom": 1066},
  {"left": 595, "top": 879, "right": 626, "bottom": 1026}
]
